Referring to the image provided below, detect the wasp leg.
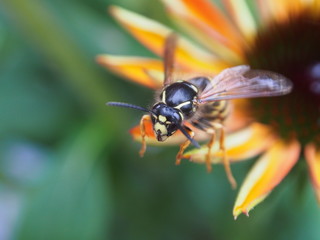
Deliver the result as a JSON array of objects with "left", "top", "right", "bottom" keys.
[
  {"left": 176, "top": 126, "right": 194, "bottom": 165},
  {"left": 205, "top": 129, "right": 215, "bottom": 173},
  {"left": 215, "top": 124, "right": 237, "bottom": 189},
  {"left": 191, "top": 119, "right": 215, "bottom": 172},
  {"left": 139, "top": 115, "right": 150, "bottom": 157}
]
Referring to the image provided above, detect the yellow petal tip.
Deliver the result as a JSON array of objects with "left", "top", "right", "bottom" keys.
[
  {"left": 233, "top": 211, "right": 240, "bottom": 220},
  {"left": 232, "top": 140, "right": 300, "bottom": 218},
  {"left": 233, "top": 208, "right": 250, "bottom": 220}
]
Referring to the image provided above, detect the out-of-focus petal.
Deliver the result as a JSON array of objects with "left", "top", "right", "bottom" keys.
[
  {"left": 183, "top": 123, "right": 275, "bottom": 163},
  {"left": 223, "top": 0, "right": 257, "bottom": 42},
  {"left": 225, "top": 99, "right": 253, "bottom": 132},
  {"left": 233, "top": 139, "right": 300, "bottom": 219},
  {"left": 256, "top": 0, "right": 312, "bottom": 26},
  {"left": 305, "top": 143, "right": 320, "bottom": 203},
  {"left": 256, "top": 0, "right": 272, "bottom": 24},
  {"left": 161, "top": 0, "right": 244, "bottom": 63},
  {"left": 260, "top": 0, "right": 307, "bottom": 23},
  {"left": 129, "top": 118, "right": 208, "bottom": 146},
  {"left": 310, "top": 0, "right": 320, "bottom": 16},
  {"left": 97, "top": 55, "right": 163, "bottom": 89},
  {"left": 110, "top": 6, "right": 228, "bottom": 74},
  {"left": 313, "top": 0, "right": 320, "bottom": 11}
]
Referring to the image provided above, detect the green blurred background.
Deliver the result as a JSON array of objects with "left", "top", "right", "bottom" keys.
[{"left": 0, "top": 0, "right": 319, "bottom": 239}]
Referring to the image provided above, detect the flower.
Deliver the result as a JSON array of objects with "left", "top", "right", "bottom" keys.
[{"left": 97, "top": 0, "right": 320, "bottom": 219}]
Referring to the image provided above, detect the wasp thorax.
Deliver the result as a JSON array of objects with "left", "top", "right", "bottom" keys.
[
  {"left": 151, "top": 103, "right": 183, "bottom": 142},
  {"left": 161, "top": 81, "right": 199, "bottom": 118}
]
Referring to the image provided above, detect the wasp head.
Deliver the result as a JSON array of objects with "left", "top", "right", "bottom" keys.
[
  {"left": 107, "top": 101, "right": 199, "bottom": 148},
  {"left": 151, "top": 102, "right": 183, "bottom": 142}
]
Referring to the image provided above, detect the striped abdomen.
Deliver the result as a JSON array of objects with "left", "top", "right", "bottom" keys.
[
  {"left": 191, "top": 100, "right": 230, "bottom": 131},
  {"left": 200, "top": 100, "right": 230, "bottom": 123}
]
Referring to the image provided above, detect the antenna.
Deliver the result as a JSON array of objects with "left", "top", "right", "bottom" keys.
[
  {"left": 178, "top": 125, "right": 200, "bottom": 148},
  {"left": 106, "top": 102, "right": 151, "bottom": 113}
]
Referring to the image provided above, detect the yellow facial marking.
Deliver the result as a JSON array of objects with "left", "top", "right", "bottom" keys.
[
  {"left": 158, "top": 115, "right": 167, "bottom": 123},
  {"left": 154, "top": 122, "right": 167, "bottom": 135}
]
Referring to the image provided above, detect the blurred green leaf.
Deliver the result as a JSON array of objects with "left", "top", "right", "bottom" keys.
[{"left": 16, "top": 119, "right": 112, "bottom": 240}]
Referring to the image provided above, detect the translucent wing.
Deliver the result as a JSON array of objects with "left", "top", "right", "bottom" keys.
[
  {"left": 198, "top": 65, "right": 293, "bottom": 103},
  {"left": 163, "top": 33, "right": 177, "bottom": 86}
]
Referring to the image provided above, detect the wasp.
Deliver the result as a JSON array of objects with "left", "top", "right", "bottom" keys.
[{"left": 107, "top": 34, "right": 292, "bottom": 188}]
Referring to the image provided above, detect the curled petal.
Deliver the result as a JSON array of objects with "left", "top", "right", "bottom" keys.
[
  {"left": 233, "top": 139, "right": 300, "bottom": 219},
  {"left": 305, "top": 143, "right": 320, "bottom": 203},
  {"left": 110, "top": 6, "right": 228, "bottom": 74},
  {"left": 97, "top": 55, "right": 163, "bottom": 89},
  {"left": 129, "top": 117, "right": 208, "bottom": 146},
  {"left": 183, "top": 123, "right": 275, "bottom": 163},
  {"left": 162, "top": 0, "right": 244, "bottom": 63}
]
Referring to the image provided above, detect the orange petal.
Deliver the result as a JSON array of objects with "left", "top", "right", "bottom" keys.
[
  {"left": 162, "top": 0, "right": 244, "bottom": 63},
  {"left": 129, "top": 118, "right": 208, "bottom": 146},
  {"left": 96, "top": 55, "right": 163, "bottom": 89},
  {"left": 233, "top": 139, "right": 300, "bottom": 219},
  {"left": 183, "top": 123, "right": 275, "bottom": 163},
  {"left": 110, "top": 6, "right": 228, "bottom": 74},
  {"left": 312, "top": 0, "right": 320, "bottom": 15},
  {"left": 305, "top": 143, "right": 320, "bottom": 203},
  {"left": 223, "top": 0, "right": 257, "bottom": 43}
]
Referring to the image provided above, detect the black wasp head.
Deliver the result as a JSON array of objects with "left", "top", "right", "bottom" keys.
[
  {"left": 107, "top": 101, "right": 200, "bottom": 148},
  {"left": 151, "top": 102, "right": 182, "bottom": 142}
]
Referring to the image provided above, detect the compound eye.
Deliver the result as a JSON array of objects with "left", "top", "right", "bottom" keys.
[
  {"left": 165, "top": 120, "right": 173, "bottom": 128},
  {"left": 150, "top": 114, "right": 158, "bottom": 124},
  {"left": 166, "top": 122, "right": 178, "bottom": 135}
]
